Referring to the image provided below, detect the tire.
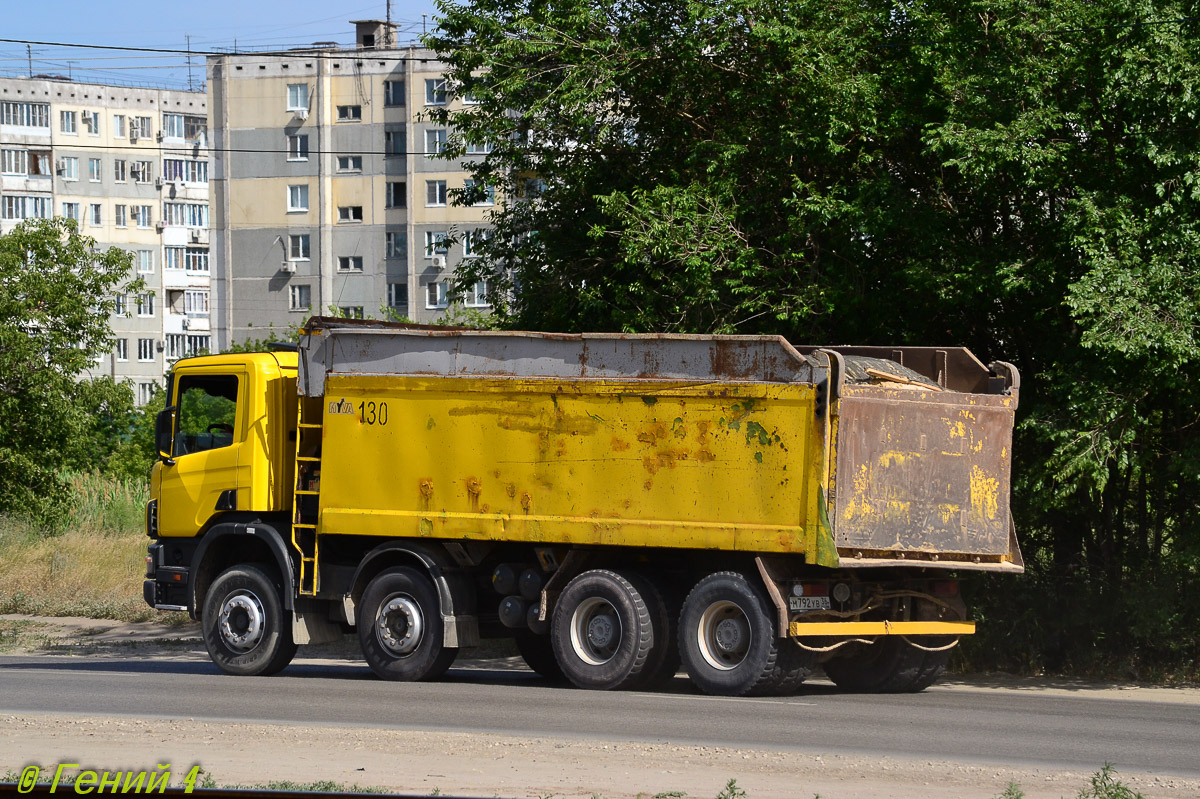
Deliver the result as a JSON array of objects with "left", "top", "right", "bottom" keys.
[
  {"left": 749, "top": 638, "right": 816, "bottom": 696},
  {"left": 550, "top": 569, "right": 653, "bottom": 690},
  {"left": 677, "top": 571, "right": 785, "bottom": 696},
  {"left": 358, "top": 566, "right": 457, "bottom": 681},
  {"left": 515, "top": 632, "right": 566, "bottom": 682},
  {"left": 202, "top": 563, "right": 297, "bottom": 676},
  {"left": 822, "top": 639, "right": 952, "bottom": 693},
  {"left": 624, "top": 573, "right": 680, "bottom": 691}
]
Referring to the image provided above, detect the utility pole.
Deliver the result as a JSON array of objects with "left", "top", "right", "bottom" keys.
[
  {"left": 386, "top": 0, "right": 394, "bottom": 45},
  {"left": 186, "top": 35, "right": 194, "bottom": 92},
  {"left": 27, "top": 45, "right": 32, "bottom": 77}
]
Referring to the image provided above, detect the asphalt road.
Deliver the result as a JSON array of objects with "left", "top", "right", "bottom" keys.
[{"left": 1, "top": 654, "right": 1196, "bottom": 777}]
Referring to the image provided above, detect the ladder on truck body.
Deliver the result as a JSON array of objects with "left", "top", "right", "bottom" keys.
[{"left": 291, "top": 396, "right": 323, "bottom": 595}]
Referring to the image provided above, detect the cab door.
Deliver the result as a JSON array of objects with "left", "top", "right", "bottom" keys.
[{"left": 157, "top": 367, "right": 247, "bottom": 538}]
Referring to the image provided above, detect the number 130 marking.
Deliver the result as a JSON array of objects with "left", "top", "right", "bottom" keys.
[{"left": 358, "top": 401, "right": 388, "bottom": 425}]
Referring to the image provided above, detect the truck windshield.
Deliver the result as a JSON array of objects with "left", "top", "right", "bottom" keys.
[{"left": 174, "top": 374, "right": 239, "bottom": 456}]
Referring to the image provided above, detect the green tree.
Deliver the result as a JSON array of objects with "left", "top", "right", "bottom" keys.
[
  {"left": 0, "top": 218, "right": 142, "bottom": 527},
  {"left": 429, "top": 1, "right": 1200, "bottom": 675}
]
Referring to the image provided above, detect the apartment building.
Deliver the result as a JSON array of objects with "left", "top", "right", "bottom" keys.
[
  {"left": 207, "top": 20, "right": 494, "bottom": 347},
  {"left": 0, "top": 77, "right": 210, "bottom": 403}
]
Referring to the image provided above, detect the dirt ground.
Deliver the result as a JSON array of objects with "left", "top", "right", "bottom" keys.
[{"left": 2, "top": 615, "right": 1199, "bottom": 799}]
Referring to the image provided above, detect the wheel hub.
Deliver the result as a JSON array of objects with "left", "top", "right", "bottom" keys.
[
  {"left": 570, "top": 597, "right": 623, "bottom": 666},
  {"left": 218, "top": 591, "right": 265, "bottom": 653},
  {"left": 587, "top": 614, "right": 616, "bottom": 649},
  {"left": 714, "top": 617, "right": 749, "bottom": 653},
  {"left": 376, "top": 594, "right": 424, "bottom": 657}
]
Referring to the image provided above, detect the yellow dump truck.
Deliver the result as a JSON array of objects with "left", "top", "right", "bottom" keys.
[{"left": 144, "top": 317, "right": 1022, "bottom": 695}]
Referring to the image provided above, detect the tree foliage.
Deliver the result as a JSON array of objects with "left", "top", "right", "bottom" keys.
[
  {"left": 430, "top": 0, "right": 1200, "bottom": 676},
  {"left": 0, "top": 218, "right": 142, "bottom": 527}
]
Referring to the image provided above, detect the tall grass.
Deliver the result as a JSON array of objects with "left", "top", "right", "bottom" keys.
[{"left": 0, "top": 472, "right": 169, "bottom": 622}]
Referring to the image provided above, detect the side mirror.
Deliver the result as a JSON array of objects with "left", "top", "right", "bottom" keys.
[{"left": 156, "top": 406, "right": 176, "bottom": 464}]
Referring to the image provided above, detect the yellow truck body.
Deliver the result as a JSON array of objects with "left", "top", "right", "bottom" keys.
[{"left": 145, "top": 318, "right": 1021, "bottom": 695}]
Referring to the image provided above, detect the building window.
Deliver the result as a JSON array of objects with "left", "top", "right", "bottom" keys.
[
  {"left": 113, "top": 114, "right": 126, "bottom": 138},
  {"left": 137, "top": 250, "right": 154, "bottom": 273},
  {"left": 426, "top": 180, "right": 447, "bottom": 207},
  {"left": 163, "top": 113, "right": 184, "bottom": 138},
  {"left": 165, "top": 334, "right": 210, "bottom": 360},
  {"left": 115, "top": 205, "right": 128, "bottom": 228},
  {"left": 114, "top": 159, "right": 127, "bottom": 182},
  {"left": 424, "top": 231, "right": 448, "bottom": 257},
  {"left": 425, "top": 280, "right": 449, "bottom": 309},
  {"left": 163, "top": 159, "right": 207, "bottom": 183},
  {"left": 1, "top": 196, "right": 51, "bottom": 220},
  {"left": 114, "top": 294, "right": 127, "bottom": 315},
  {"left": 89, "top": 204, "right": 101, "bottom": 225},
  {"left": 184, "top": 290, "right": 210, "bottom": 317},
  {"left": 137, "top": 382, "right": 157, "bottom": 406},
  {"left": 384, "top": 80, "right": 405, "bottom": 107},
  {"left": 163, "top": 202, "right": 209, "bottom": 227},
  {"left": 60, "top": 110, "right": 77, "bottom": 134},
  {"left": 387, "top": 282, "right": 408, "bottom": 308},
  {"left": 185, "top": 248, "right": 209, "bottom": 273},
  {"left": 133, "top": 205, "right": 152, "bottom": 227},
  {"left": 386, "top": 182, "right": 406, "bottom": 208},
  {"left": 337, "top": 155, "right": 362, "bottom": 172},
  {"left": 185, "top": 115, "right": 206, "bottom": 142},
  {"left": 131, "top": 160, "right": 152, "bottom": 183},
  {"left": 1, "top": 149, "right": 27, "bottom": 174},
  {"left": 337, "top": 256, "right": 363, "bottom": 272},
  {"left": 289, "top": 234, "right": 310, "bottom": 260},
  {"left": 337, "top": 205, "right": 363, "bottom": 223},
  {"left": 88, "top": 158, "right": 101, "bottom": 182},
  {"left": 287, "top": 185, "right": 309, "bottom": 212},
  {"left": 131, "top": 116, "right": 152, "bottom": 139},
  {"left": 61, "top": 202, "right": 80, "bottom": 221},
  {"left": 338, "top": 306, "right": 364, "bottom": 319},
  {"left": 164, "top": 247, "right": 184, "bottom": 270},
  {"left": 137, "top": 338, "right": 155, "bottom": 361},
  {"left": 385, "top": 130, "right": 405, "bottom": 156},
  {"left": 386, "top": 231, "right": 407, "bottom": 258},
  {"left": 287, "top": 134, "right": 309, "bottom": 161},
  {"left": 465, "top": 280, "right": 491, "bottom": 307},
  {"left": 137, "top": 293, "right": 155, "bottom": 317},
  {"left": 1, "top": 101, "right": 49, "bottom": 127},
  {"left": 115, "top": 339, "right": 128, "bottom": 362},
  {"left": 336, "top": 105, "right": 362, "bottom": 121},
  {"left": 287, "top": 84, "right": 309, "bottom": 111},
  {"left": 424, "top": 129, "right": 447, "bottom": 156},
  {"left": 424, "top": 78, "right": 447, "bottom": 106},
  {"left": 463, "top": 229, "right": 491, "bottom": 257},
  {"left": 465, "top": 140, "right": 493, "bottom": 155},
  {"left": 464, "top": 179, "right": 495, "bottom": 206},
  {"left": 60, "top": 156, "right": 78, "bottom": 181},
  {"left": 83, "top": 111, "right": 100, "bottom": 135},
  {"left": 289, "top": 284, "right": 311, "bottom": 311}
]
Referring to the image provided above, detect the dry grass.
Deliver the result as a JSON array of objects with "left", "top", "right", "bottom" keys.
[{"left": 0, "top": 473, "right": 179, "bottom": 623}]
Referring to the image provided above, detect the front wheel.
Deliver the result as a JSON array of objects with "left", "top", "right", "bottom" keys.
[
  {"left": 358, "top": 566, "right": 457, "bottom": 681},
  {"left": 202, "top": 563, "right": 297, "bottom": 676}
]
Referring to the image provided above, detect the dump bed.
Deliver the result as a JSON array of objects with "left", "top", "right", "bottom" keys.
[{"left": 297, "top": 319, "right": 1021, "bottom": 572}]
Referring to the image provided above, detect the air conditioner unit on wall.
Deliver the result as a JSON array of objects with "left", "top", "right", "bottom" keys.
[
  {"left": 281, "top": 262, "right": 297, "bottom": 274},
  {"left": 155, "top": 131, "right": 164, "bottom": 142},
  {"left": 155, "top": 221, "right": 165, "bottom": 233},
  {"left": 155, "top": 177, "right": 164, "bottom": 189},
  {"left": 181, "top": 318, "right": 190, "bottom": 330},
  {"left": 293, "top": 108, "right": 309, "bottom": 121},
  {"left": 431, "top": 255, "right": 446, "bottom": 269}
]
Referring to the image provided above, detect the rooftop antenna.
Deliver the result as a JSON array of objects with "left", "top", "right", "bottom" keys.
[
  {"left": 27, "top": 45, "right": 32, "bottom": 78},
  {"left": 422, "top": 14, "right": 427, "bottom": 36},
  {"left": 386, "top": 0, "right": 394, "bottom": 45},
  {"left": 186, "top": 35, "right": 195, "bottom": 91}
]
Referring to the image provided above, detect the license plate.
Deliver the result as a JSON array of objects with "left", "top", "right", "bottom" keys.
[{"left": 789, "top": 596, "right": 831, "bottom": 612}]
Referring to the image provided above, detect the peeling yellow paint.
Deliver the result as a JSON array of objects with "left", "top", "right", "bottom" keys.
[
  {"left": 970, "top": 465, "right": 999, "bottom": 520},
  {"left": 877, "top": 451, "right": 912, "bottom": 468}
]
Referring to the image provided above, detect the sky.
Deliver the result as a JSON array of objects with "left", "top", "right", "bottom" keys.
[{"left": 1, "top": 0, "right": 441, "bottom": 90}]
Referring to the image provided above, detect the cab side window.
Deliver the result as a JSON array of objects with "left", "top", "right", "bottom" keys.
[{"left": 174, "top": 375, "right": 239, "bottom": 456}]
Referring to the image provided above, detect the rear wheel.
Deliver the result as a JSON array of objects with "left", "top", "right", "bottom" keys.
[
  {"left": 678, "top": 571, "right": 784, "bottom": 696},
  {"left": 625, "top": 573, "right": 680, "bottom": 690},
  {"left": 550, "top": 569, "right": 653, "bottom": 690},
  {"left": 202, "top": 563, "right": 296, "bottom": 676},
  {"left": 515, "top": 632, "right": 565, "bottom": 682},
  {"left": 358, "top": 566, "right": 457, "bottom": 681},
  {"left": 822, "top": 639, "right": 952, "bottom": 693}
]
